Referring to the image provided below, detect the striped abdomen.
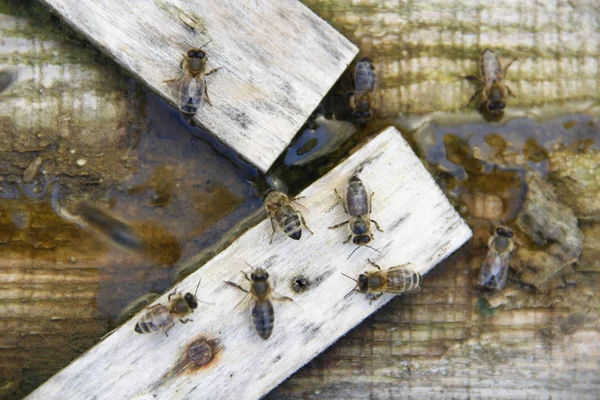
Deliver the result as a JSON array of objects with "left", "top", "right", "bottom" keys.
[
  {"left": 252, "top": 299, "right": 274, "bottom": 340},
  {"left": 385, "top": 268, "right": 422, "bottom": 293},
  {"left": 275, "top": 205, "right": 302, "bottom": 240},
  {"left": 134, "top": 305, "right": 173, "bottom": 334}
]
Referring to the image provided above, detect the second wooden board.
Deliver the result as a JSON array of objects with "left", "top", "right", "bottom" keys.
[
  {"left": 41, "top": 0, "right": 358, "bottom": 171},
  {"left": 27, "top": 126, "right": 472, "bottom": 400}
]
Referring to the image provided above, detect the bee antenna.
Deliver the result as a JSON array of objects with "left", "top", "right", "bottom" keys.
[
  {"left": 199, "top": 39, "right": 212, "bottom": 49},
  {"left": 344, "top": 286, "right": 358, "bottom": 299},
  {"left": 193, "top": 278, "right": 202, "bottom": 296},
  {"left": 340, "top": 273, "right": 357, "bottom": 283},
  {"left": 347, "top": 246, "right": 361, "bottom": 260},
  {"left": 366, "top": 245, "right": 381, "bottom": 254}
]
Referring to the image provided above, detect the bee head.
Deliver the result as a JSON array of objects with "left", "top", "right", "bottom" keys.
[
  {"left": 352, "top": 109, "right": 372, "bottom": 122},
  {"left": 187, "top": 49, "right": 206, "bottom": 59},
  {"left": 353, "top": 234, "right": 371, "bottom": 246},
  {"left": 251, "top": 268, "right": 269, "bottom": 282},
  {"left": 496, "top": 226, "right": 513, "bottom": 238},
  {"left": 487, "top": 101, "right": 505, "bottom": 112},
  {"left": 357, "top": 274, "right": 369, "bottom": 292},
  {"left": 352, "top": 218, "right": 368, "bottom": 235},
  {"left": 184, "top": 293, "right": 198, "bottom": 309}
]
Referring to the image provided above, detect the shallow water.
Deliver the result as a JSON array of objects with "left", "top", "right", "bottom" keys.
[{"left": 1, "top": 1, "right": 600, "bottom": 399}]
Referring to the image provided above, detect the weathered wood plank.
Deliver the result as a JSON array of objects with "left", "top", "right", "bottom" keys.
[
  {"left": 26, "top": 126, "right": 471, "bottom": 400},
  {"left": 39, "top": 0, "right": 357, "bottom": 172}
]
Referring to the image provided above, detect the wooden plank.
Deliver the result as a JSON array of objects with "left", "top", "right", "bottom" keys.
[
  {"left": 26, "top": 126, "right": 472, "bottom": 400},
  {"left": 40, "top": 0, "right": 357, "bottom": 172}
]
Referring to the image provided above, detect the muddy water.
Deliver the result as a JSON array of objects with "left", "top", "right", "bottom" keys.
[{"left": 1, "top": 1, "right": 600, "bottom": 399}]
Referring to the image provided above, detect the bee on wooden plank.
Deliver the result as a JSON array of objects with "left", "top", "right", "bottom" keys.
[
  {"left": 329, "top": 175, "right": 383, "bottom": 258},
  {"left": 134, "top": 279, "right": 201, "bottom": 336},
  {"left": 225, "top": 267, "right": 293, "bottom": 340},
  {"left": 462, "top": 49, "right": 516, "bottom": 115},
  {"left": 343, "top": 260, "right": 422, "bottom": 303},
  {"left": 165, "top": 41, "right": 221, "bottom": 117},
  {"left": 263, "top": 190, "right": 313, "bottom": 243},
  {"left": 478, "top": 226, "right": 514, "bottom": 291},
  {"left": 350, "top": 57, "right": 379, "bottom": 123}
]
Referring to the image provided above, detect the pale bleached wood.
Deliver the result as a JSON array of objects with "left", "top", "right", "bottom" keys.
[
  {"left": 26, "top": 126, "right": 472, "bottom": 400},
  {"left": 39, "top": 0, "right": 357, "bottom": 172}
]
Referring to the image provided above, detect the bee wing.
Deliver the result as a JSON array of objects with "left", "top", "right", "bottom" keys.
[
  {"left": 272, "top": 290, "right": 303, "bottom": 312},
  {"left": 478, "top": 248, "right": 510, "bottom": 290},
  {"left": 383, "top": 265, "right": 423, "bottom": 294},
  {"left": 224, "top": 281, "right": 254, "bottom": 315},
  {"left": 178, "top": 71, "right": 204, "bottom": 114}
]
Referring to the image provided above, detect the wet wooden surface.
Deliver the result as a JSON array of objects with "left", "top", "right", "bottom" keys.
[
  {"left": 304, "top": 0, "right": 600, "bottom": 115},
  {"left": 25, "top": 127, "right": 471, "bottom": 400},
  {"left": 40, "top": 0, "right": 357, "bottom": 172}
]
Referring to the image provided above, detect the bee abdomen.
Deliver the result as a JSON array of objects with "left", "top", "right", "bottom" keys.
[
  {"left": 346, "top": 179, "right": 369, "bottom": 216},
  {"left": 252, "top": 300, "right": 274, "bottom": 340},
  {"left": 388, "top": 269, "right": 422, "bottom": 292},
  {"left": 134, "top": 306, "right": 172, "bottom": 334},
  {"left": 281, "top": 211, "right": 302, "bottom": 240}
]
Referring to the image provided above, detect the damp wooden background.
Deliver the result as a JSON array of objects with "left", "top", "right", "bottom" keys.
[
  {"left": 39, "top": 0, "right": 357, "bottom": 172},
  {"left": 25, "top": 127, "right": 471, "bottom": 399},
  {"left": 304, "top": 0, "right": 600, "bottom": 115},
  {"left": 2, "top": 1, "right": 600, "bottom": 399}
]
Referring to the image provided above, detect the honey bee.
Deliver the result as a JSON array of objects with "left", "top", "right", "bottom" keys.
[
  {"left": 350, "top": 57, "right": 378, "bottom": 123},
  {"left": 166, "top": 41, "right": 221, "bottom": 117},
  {"left": 263, "top": 190, "right": 313, "bottom": 243},
  {"left": 343, "top": 260, "right": 422, "bottom": 303},
  {"left": 225, "top": 267, "right": 292, "bottom": 340},
  {"left": 76, "top": 201, "right": 144, "bottom": 251},
  {"left": 478, "top": 226, "right": 514, "bottom": 291},
  {"left": 135, "top": 279, "right": 201, "bottom": 336},
  {"left": 462, "top": 49, "right": 516, "bottom": 115},
  {"left": 330, "top": 175, "right": 382, "bottom": 257}
]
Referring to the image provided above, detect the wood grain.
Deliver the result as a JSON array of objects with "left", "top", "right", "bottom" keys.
[
  {"left": 26, "top": 126, "right": 471, "bottom": 400},
  {"left": 40, "top": 0, "right": 358, "bottom": 172},
  {"left": 304, "top": 0, "right": 600, "bottom": 114}
]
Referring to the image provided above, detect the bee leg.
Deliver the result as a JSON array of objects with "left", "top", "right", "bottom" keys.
[
  {"left": 369, "top": 293, "right": 384, "bottom": 304},
  {"left": 343, "top": 235, "right": 352, "bottom": 244},
  {"left": 368, "top": 259, "right": 382, "bottom": 270},
  {"left": 369, "top": 191, "right": 375, "bottom": 213},
  {"left": 503, "top": 59, "right": 516, "bottom": 74},
  {"left": 224, "top": 280, "right": 249, "bottom": 293},
  {"left": 203, "top": 84, "right": 213, "bottom": 106},
  {"left": 168, "top": 291, "right": 179, "bottom": 301},
  {"left": 371, "top": 219, "right": 383, "bottom": 232},
  {"left": 334, "top": 189, "right": 347, "bottom": 213},
  {"left": 206, "top": 67, "right": 223, "bottom": 76},
  {"left": 299, "top": 212, "right": 314, "bottom": 235},
  {"left": 240, "top": 271, "right": 253, "bottom": 283},
  {"left": 163, "top": 77, "right": 178, "bottom": 83},
  {"left": 506, "top": 84, "right": 517, "bottom": 97},
  {"left": 460, "top": 74, "right": 481, "bottom": 82},
  {"left": 179, "top": 318, "right": 193, "bottom": 324},
  {"left": 164, "top": 322, "right": 175, "bottom": 337},
  {"left": 467, "top": 89, "right": 482, "bottom": 107},
  {"left": 329, "top": 220, "right": 348, "bottom": 230},
  {"left": 269, "top": 218, "right": 277, "bottom": 244}
]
